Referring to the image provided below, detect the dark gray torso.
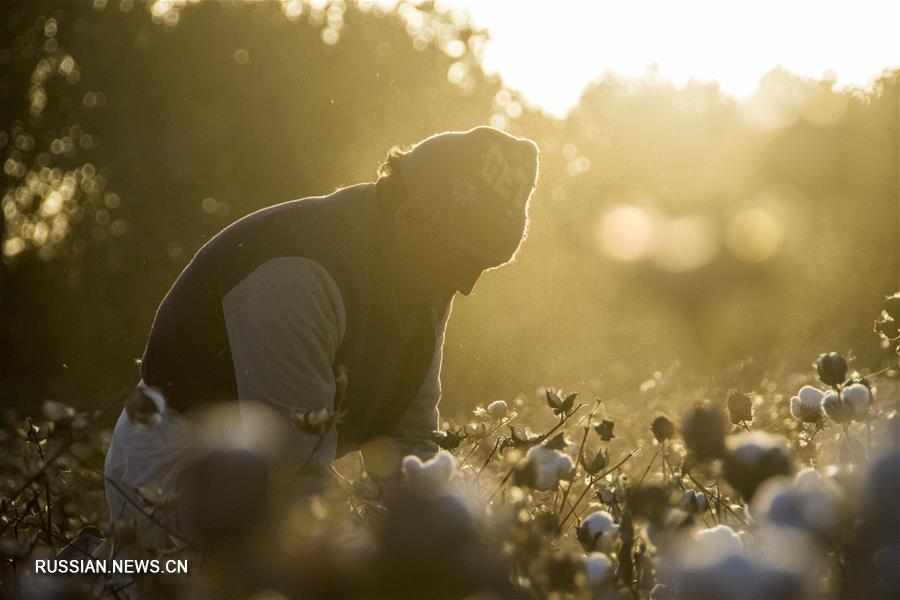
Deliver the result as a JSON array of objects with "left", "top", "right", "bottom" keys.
[{"left": 140, "top": 183, "right": 448, "bottom": 453}]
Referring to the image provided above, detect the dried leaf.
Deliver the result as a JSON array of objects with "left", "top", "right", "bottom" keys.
[
  {"left": 594, "top": 419, "right": 616, "bottom": 441},
  {"left": 544, "top": 431, "right": 569, "bottom": 450}
]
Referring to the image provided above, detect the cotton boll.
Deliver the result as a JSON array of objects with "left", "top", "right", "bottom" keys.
[
  {"left": 727, "top": 431, "right": 789, "bottom": 471},
  {"left": 674, "top": 552, "right": 811, "bottom": 599},
  {"left": 516, "top": 444, "right": 575, "bottom": 491},
  {"left": 124, "top": 385, "right": 166, "bottom": 427},
  {"left": 373, "top": 491, "right": 509, "bottom": 598},
  {"left": 822, "top": 389, "right": 853, "bottom": 423},
  {"left": 577, "top": 510, "right": 619, "bottom": 552},
  {"left": 666, "top": 524, "right": 822, "bottom": 598},
  {"left": 753, "top": 468, "right": 844, "bottom": 539},
  {"left": 851, "top": 453, "right": 900, "bottom": 568},
  {"left": 790, "top": 386, "right": 824, "bottom": 423},
  {"left": 585, "top": 552, "right": 614, "bottom": 591},
  {"left": 841, "top": 383, "right": 871, "bottom": 418},
  {"left": 182, "top": 448, "right": 269, "bottom": 549},
  {"left": 816, "top": 351, "right": 848, "bottom": 387},
  {"left": 643, "top": 508, "right": 692, "bottom": 551},
  {"left": 651, "top": 414, "right": 676, "bottom": 443},
  {"left": 673, "top": 554, "right": 755, "bottom": 598},
  {"left": 402, "top": 450, "right": 457, "bottom": 498},
  {"left": 723, "top": 431, "right": 793, "bottom": 500},
  {"left": 681, "top": 403, "right": 727, "bottom": 460},
  {"left": 486, "top": 400, "right": 508, "bottom": 417},
  {"left": 665, "top": 525, "right": 747, "bottom": 588},
  {"left": 749, "top": 526, "right": 828, "bottom": 595},
  {"left": 839, "top": 453, "right": 900, "bottom": 598},
  {"left": 681, "top": 489, "right": 708, "bottom": 514},
  {"left": 693, "top": 525, "right": 743, "bottom": 557}
]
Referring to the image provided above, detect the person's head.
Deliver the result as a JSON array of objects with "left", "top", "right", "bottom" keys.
[{"left": 376, "top": 126, "right": 539, "bottom": 305}]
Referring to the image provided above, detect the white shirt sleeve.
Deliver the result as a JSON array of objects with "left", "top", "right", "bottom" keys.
[{"left": 222, "top": 257, "right": 347, "bottom": 493}]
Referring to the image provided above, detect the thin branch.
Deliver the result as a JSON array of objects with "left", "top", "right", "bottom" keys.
[
  {"left": 461, "top": 415, "right": 516, "bottom": 463},
  {"left": 636, "top": 446, "right": 662, "bottom": 487},
  {"left": 64, "top": 447, "right": 192, "bottom": 548},
  {"left": 556, "top": 446, "right": 643, "bottom": 536}
]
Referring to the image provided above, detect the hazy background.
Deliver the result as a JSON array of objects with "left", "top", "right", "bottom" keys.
[{"left": 1, "top": 0, "right": 898, "bottom": 418}]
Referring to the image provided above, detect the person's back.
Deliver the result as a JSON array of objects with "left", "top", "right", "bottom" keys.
[{"left": 142, "top": 185, "right": 371, "bottom": 416}]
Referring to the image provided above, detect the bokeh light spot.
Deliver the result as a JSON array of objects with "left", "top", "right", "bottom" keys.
[
  {"left": 321, "top": 27, "right": 340, "bottom": 45},
  {"left": 726, "top": 208, "right": 783, "bottom": 263},
  {"left": 597, "top": 205, "right": 657, "bottom": 262},
  {"left": 652, "top": 215, "right": 719, "bottom": 272}
]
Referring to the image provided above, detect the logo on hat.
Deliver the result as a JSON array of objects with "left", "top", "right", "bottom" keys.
[
  {"left": 480, "top": 144, "right": 530, "bottom": 210},
  {"left": 450, "top": 175, "right": 479, "bottom": 207}
]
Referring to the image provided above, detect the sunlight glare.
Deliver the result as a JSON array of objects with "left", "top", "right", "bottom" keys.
[{"left": 435, "top": 0, "right": 900, "bottom": 117}]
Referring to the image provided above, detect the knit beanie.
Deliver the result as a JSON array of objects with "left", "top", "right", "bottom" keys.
[{"left": 397, "top": 126, "right": 539, "bottom": 266}]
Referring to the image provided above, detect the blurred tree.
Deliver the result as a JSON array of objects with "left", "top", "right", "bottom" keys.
[
  {"left": 1, "top": 0, "right": 501, "bottom": 408},
  {"left": 448, "top": 68, "right": 898, "bottom": 404},
  {"left": 1, "top": 0, "right": 897, "bottom": 415}
]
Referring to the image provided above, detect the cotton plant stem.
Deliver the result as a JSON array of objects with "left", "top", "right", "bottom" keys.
[
  {"left": 1, "top": 510, "right": 95, "bottom": 561},
  {"left": 554, "top": 474, "right": 595, "bottom": 537},
  {"left": 100, "top": 579, "right": 136, "bottom": 600},
  {"left": 865, "top": 416, "right": 871, "bottom": 461},
  {"left": 557, "top": 425, "right": 590, "bottom": 519},
  {"left": 555, "top": 446, "right": 643, "bottom": 536},
  {"left": 44, "top": 483, "right": 53, "bottom": 547},
  {"left": 287, "top": 422, "right": 335, "bottom": 489},
  {"left": 12, "top": 498, "right": 19, "bottom": 540},
  {"left": 5, "top": 493, "right": 41, "bottom": 541},
  {"left": 459, "top": 455, "right": 480, "bottom": 478},
  {"left": 688, "top": 475, "right": 748, "bottom": 526},
  {"left": 107, "top": 476, "right": 191, "bottom": 547},
  {"left": 488, "top": 467, "right": 515, "bottom": 503},
  {"left": 26, "top": 488, "right": 47, "bottom": 549},
  {"left": 476, "top": 437, "right": 502, "bottom": 478},
  {"left": 485, "top": 405, "right": 588, "bottom": 504},
  {"left": 715, "top": 483, "right": 724, "bottom": 524},
  {"left": 7, "top": 434, "right": 70, "bottom": 504},
  {"left": 24, "top": 423, "right": 55, "bottom": 548},
  {"left": 685, "top": 472, "right": 750, "bottom": 526},
  {"left": 536, "top": 403, "right": 586, "bottom": 445},
  {"left": 841, "top": 422, "right": 858, "bottom": 466},
  {"left": 461, "top": 415, "right": 516, "bottom": 463},
  {"left": 63, "top": 447, "right": 192, "bottom": 549},
  {"left": 705, "top": 491, "right": 720, "bottom": 526},
  {"left": 0, "top": 443, "right": 71, "bottom": 539},
  {"left": 659, "top": 443, "right": 665, "bottom": 482},
  {"left": 636, "top": 446, "right": 661, "bottom": 486},
  {"left": 3, "top": 391, "right": 124, "bottom": 515}
]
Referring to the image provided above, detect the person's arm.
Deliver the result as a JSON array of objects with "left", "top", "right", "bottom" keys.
[
  {"left": 362, "top": 300, "right": 451, "bottom": 485},
  {"left": 222, "top": 256, "right": 347, "bottom": 494}
]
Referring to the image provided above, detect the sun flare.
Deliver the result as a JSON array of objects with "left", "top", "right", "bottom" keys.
[{"left": 434, "top": 0, "right": 900, "bottom": 116}]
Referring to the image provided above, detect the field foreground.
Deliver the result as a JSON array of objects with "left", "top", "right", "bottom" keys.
[{"left": 1, "top": 294, "right": 899, "bottom": 599}]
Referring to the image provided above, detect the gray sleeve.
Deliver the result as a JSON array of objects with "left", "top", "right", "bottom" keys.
[{"left": 222, "top": 257, "right": 347, "bottom": 493}]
